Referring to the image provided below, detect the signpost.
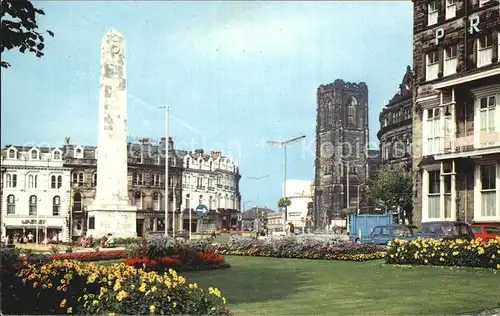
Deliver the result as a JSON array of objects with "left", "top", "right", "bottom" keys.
[{"left": 195, "top": 204, "right": 209, "bottom": 239}]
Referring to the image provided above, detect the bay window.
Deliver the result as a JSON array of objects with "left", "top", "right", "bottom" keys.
[
  {"left": 428, "top": 170, "right": 440, "bottom": 218},
  {"left": 426, "top": 108, "right": 442, "bottom": 155},
  {"left": 480, "top": 164, "right": 496, "bottom": 217},
  {"left": 478, "top": 95, "right": 497, "bottom": 147}
]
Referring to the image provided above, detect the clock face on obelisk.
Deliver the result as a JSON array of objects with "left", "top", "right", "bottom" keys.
[{"left": 111, "top": 45, "right": 120, "bottom": 54}]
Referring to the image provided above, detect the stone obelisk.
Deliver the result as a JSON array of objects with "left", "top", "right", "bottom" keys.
[{"left": 87, "top": 29, "right": 137, "bottom": 238}]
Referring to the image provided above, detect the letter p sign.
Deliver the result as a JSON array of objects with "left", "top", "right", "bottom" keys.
[{"left": 435, "top": 28, "right": 444, "bottom": 45}]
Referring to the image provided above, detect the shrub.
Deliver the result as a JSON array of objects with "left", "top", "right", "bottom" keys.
[
  {"left": 386, "top": 237, "right": 500, "bottom": 269},
  {"left": 49, "top": 245, "right": 60, "bottom": 255},
  {"left": 113, "top": 237, "right": 141, "bottom": 246},
  {"left": 49, "top": 250, "right": 126, "bottom": 262},
  {"left": 215, "top": 235, "right": 385, "bottom": 261},
  {"left": 9, "top": 260, "right": 230, "bottom": 315}
]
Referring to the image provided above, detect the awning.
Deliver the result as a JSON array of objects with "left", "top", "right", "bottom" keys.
[{"left": 5, "top": 225, "right": 63, "bottom": 230}]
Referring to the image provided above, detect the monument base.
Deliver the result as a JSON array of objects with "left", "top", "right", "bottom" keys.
[{"left": 86, "top": 203, "right": 137, "bottom": 238}]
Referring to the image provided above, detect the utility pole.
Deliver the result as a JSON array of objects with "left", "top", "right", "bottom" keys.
[
  {"left": 248, "top": 175, "right": 268, "bottom": 236},
  {"left": 266, "top": 135, "right": 306, "bottom": 233},
  {"left": 159, "top": 104, "right": 169, "bottom": 237}
]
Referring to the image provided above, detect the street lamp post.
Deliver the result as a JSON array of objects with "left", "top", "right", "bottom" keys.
[
  {"left": 248, "top": 175, "right": 268, "bottom": 236},
  {"left": 159, "top": 105, "right": 170, "bottom": 237},
  {"left": 266, "top": 135, "right": 306, "bottom": 233}
]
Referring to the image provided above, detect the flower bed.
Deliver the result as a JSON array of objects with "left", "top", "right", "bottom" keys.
[
  {"left": 124, "top": 252, "right": 229, "bottom": 272},
  {"left": 2, "top": 259, "right": 229, "bottom": 315},
  {"left": 386, "top": 237, "right": 500, "bottom": 269},
  {"left": 125, "top": 237, "right": 230, "bottom": 272},
  {"left": 213, "top": 235, "right": 386, "bottom": 261},
  {"left": 48, "top": 249, "right": 126, "bottom": 262}
]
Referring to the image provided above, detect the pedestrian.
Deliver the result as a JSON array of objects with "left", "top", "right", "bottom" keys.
[{"left": 27, "top": 232, "right": 33, "bottom": 243}]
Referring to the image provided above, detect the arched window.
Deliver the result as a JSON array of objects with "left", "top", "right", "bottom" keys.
[
  {"left": 8, "top": 149, "right": 16, "bottom": 159},
  {"left": 30, "top": 150, "right": 38, "bottom": 160},
  {"left": 29, "top": 195, "right": 37, "bottom": 215},
  {"left": 6, "top": 174, "right": 11, "bottom": 187},
  {"left": 134, "top": 191, "right": 142, "bottom": 209},
  {"left": 53, "top": 196, "right": 61, "bottom": 216},
  {"left": 57, "top": 175, "right": 62, "bottom": 188},
  {"left": 51, "top": 175, "right": 57, "bottom": 189},
  {"left": 152, "top": 192, "right": 160, "bottom": 211},
  {"left": 348, "top": 96, "right": 357, "bottom": 125},
  {"left": 53, "top": 151, "right": 61, "bottom": 160},
  {"left": 73, "top": 193, "right": 82, "bottom": 212},
  {"left": 7, "top": 194, "right": 15, "bottom": 215},
  {"left": 28, "top": 174, "right": 38, "bottom": 189}
]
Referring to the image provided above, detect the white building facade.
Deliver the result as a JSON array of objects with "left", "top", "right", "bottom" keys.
[
  {"left": 1, "top": 146, "right": 72, "bottom": 242},
  {"left": 285, "top": 180, "right": 313, "bottom": 229},
  {"left": 179, "top": 150, "right": 241, "bottom": 231}
]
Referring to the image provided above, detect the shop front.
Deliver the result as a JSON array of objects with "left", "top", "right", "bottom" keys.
[{"left": 3, "top": 217, "right": 68, "bottom": 243}]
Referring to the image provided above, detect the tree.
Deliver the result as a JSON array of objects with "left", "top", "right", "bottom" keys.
[
  {"left": 364, "top": 164, "right": 413, "bottom": 223},
  {"left": 1, "top": 0, "right": 54, "bottom": 68},
  {"left": 278, "top": 197, "right": 291, "bottom": 208}
]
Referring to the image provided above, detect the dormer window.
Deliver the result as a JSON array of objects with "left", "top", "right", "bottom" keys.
[
  {"left": 53, "top": 150, "right": 62, "bottom": 160},
  {"left": 74, "top": 147, "right": 84, "bottom": 159},
  {"left": 30, "top": 149, "right": 39, "bottom": 160},
  {"left": 8, "top": 149, "right": 16, "bottom": 159}
]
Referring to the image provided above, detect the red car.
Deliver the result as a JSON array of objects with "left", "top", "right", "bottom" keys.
[{"left": 470, "top": 224, "right": 500, "bottom": 241}]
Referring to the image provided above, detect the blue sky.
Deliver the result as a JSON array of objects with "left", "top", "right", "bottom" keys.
[{"left": 1, "top": 1, "right": 413, "bottom": 210}]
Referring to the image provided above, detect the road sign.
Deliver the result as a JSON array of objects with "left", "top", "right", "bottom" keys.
[{"left": 195, "top": 204, "right": 209, "bottom": 218}]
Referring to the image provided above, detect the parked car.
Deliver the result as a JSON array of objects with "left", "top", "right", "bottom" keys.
[
  {"left": 355, "top": 224, "right": 418, "bottom": 245},
  {"left": 470, "top": 224, "right": 500, "bottom": 241},
  {"left": 418, "top": 221, "right": 474, "bottom": 241}
]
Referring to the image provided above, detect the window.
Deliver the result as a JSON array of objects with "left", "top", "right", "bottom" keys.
[
  {"left": 479, "top": 0, "right": 490, "bottom": 7},
  {"left": 169, "top": 176, "right": 173, "bottom": 188},
  {"left": 72, "top": 173, "right": 78, "bottom": 185},
  {"left": 30, "top": 150, "right": 39, "bottom": 160},
  {"left": 186, "top": 158, "right": 190, "bottom": 169},
  {"left": 51, "top": 175, "right": 57, "bottom": 188},
  {"left": 132, "top": 173, "right": 138, "bottom": 185},
  {"left": 348, "top": 97, "right": 357, "bottom": 125},
  {"left": 485, "top": 226, "right": 500, "bottom": 234},
  {"left": 428, "top": 170, "right": 440, "bottom": 218},
  {"left": 210, "top": 161, "right": 213, "bottom": 170},
  {"left": 426, "top": 108, "right": 443, "bottom": 154},
  {"left": 480, "top": 164, "right": 496, "bottom": 217},
  {"left": 75, "top": 147, "right": 83, "bottom": 158},
  {"left": 29, "top": 195, "right": 37, "bottom": 216},
  {"left": 8, "top": 149, "right": 15, "bottom": 158},
  {"left": 6, "top": 174, "right": 16, "bottom": 188},
  {"left": 426, "top": 51, "right": 440, "bottom": 81},
  {"left": 93, "top": 173, "right": 97, "bottom": 187},
  {"left": 152, "top": 192, "right": 160, "bottom": 211},
  {"left": 78, "top": 173, "right": 84, "bottom": 186},
  {"left": 479, "top": 95, "right": 497, "bottom": 146},
  {"left": 53, "top": 151, "right": 61, "bottom": 160},
  {"left": 138, "top": 173, "right": 144, "bottom": 186},
  {"left": 53, "top": 196, "right": 61, "bottom": 216},
  {"left": 73, "top": 193, "right": 82, "bottom": 212},
  {"left": 89, "top": 216, "right": 95, "bottom": 230},
  {"left": 428, "top": 1, "right": 439, "bottom": 25},
  {"left": 134, "top": 191, "right": 142, "bottom": 208},
  {"left": 444, "top": 45, "right": 458, "bottom": 76},
  {"left": 445, "top": 0, "right": 457, "bottom": 19},
  {"left": 28, "top": 174, "right": 38, "bottom": 189},
  {"left": 57, "top": 175, "right": 62, "bottom": 188},
  {"left": 7, "top": 194, "right": 15, "bottom": 215},
  {"left": 477, "top": 34, "right": 493, "bottom": 68}
]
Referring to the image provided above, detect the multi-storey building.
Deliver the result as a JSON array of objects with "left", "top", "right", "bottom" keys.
[
  {"left": 378, "top": 66, "right": 414, "bottom": 168},
  {"left": 178, "top": 149, "right": 241, "bottom": 232},
  {"left": 314, "top": 80, "right": 370, "bottom": 228},
  {"left": 1, "top": 137, "right": 242, "bottom": 240},
  {"left": 1, "top": 146, "right": 72, "bottom": 242},
  {"left": 412, "top": 0, "right": 500, "bottom": 224}
]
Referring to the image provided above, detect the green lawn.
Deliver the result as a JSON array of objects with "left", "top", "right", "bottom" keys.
[{"left": 181, "top": 256, "right": 500, "bottom": 315}]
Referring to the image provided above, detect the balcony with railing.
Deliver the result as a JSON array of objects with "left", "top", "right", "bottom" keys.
[{"left": 442, "top": 130, "right": 500, "bottom": 155}]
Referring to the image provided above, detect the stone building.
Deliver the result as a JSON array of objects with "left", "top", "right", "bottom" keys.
[
  {"left": 412, "top": 0, "right": 500, "bottom": 225},
  {"left": 1, "top": 146, "right": 72, "bottom": 242},
  {"left": 60, "top": 137, "right": 241, "bottom": 239},
  {"left": 178, "top": 149, "right": 241, "bottom": 233},
  {"left": 314, "top": 80, "right": 370, "bottom": 228},
  {"left": 378, "top": 66, "right": 414, "bottom": 168}
]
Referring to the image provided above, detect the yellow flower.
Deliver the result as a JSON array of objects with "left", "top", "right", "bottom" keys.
[
  {"left": 60, "top": 299, "right": 67, "bottom": 308},
  {"left": 149, "top": 305, "right": 156, "bottom": 313},
  {"left": 139, "top": 283, "right": 147, "bottom": 293},
  {"left": 67, "top": 307, "right": 73, "bottom": 314},
  {"left": 173, "top": 302, "right": 177, "bottom": 308},
  {"left": 116, "top": 290, "right": 128, "bottom": 302}
]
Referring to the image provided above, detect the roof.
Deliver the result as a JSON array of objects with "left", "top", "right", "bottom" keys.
[{"left": 242, "top": 207, "right": 275, "bottom": 219}]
